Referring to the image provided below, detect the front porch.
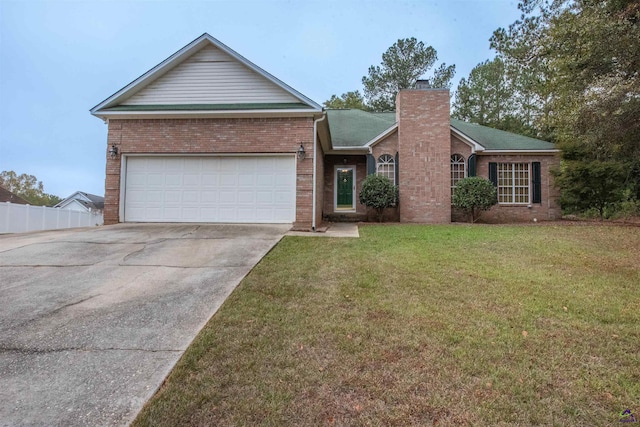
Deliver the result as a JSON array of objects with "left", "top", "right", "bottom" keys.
[{"left": 321, "top": 154, "right": 399, "bottom": 223}]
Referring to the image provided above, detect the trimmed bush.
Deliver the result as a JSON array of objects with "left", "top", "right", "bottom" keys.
[
  {"left": 359, "top": 174, "right": 398, "bottom": 222},
  {"left": 452, "top": 177, "right": 497, "bottom": 223}
]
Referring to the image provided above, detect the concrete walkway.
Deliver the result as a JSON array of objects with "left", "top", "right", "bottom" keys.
[
  {"left": 0, "top": 224, "right": 288, "bottom": 426},
  {"left": 286, "top": 222, "right": 360, "bottom": 238}
]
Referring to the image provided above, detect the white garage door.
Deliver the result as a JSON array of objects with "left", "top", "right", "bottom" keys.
[{"left": 124, "top": 156, "right": 296, "bottom": 223}]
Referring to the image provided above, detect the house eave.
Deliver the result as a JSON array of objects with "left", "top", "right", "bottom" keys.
[
  {"left": 93, "top": 108, "right": 322, "bottom": 120},
  {"left": 450, "top": 126, "right": 485, "bottom": 152},
  {"left": 479, "top": 149, "right": 560, "bottom": 155},
  {"left": 364, "top": 123, "right": 398, "bottom": 148},
  {"left": 326, "top": 146, "right": 369, "bottom": 155}
]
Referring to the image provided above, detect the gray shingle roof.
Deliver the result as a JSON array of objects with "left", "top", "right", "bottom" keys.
[
  {"left": 79, "top": 192, "right": 105, "bottom": 210},
  {"left": 326, "top": 109, "right": 556, "bottom": 151},
  {"left": 450, "top": 119, "right": 556, "bottom": 151},
  {"left": 326, "top": 109, "right": 395, "bottom": 147}
]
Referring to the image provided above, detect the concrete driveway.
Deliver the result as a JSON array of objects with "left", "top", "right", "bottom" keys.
[{"left": 0, "top": 223, "right": 288, "bottom": 426}]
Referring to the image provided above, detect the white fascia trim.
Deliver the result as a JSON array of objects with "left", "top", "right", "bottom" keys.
[
  {"left": 123, "top": 153, "right": 297, "bottom": 158},
  {"left": 94, "top": 109, "right": 321, "bottom": 120},
  {"left": 364, "top": 123, "right": 398, "bottom": 148},
  {"left": 327, "top": 147, "right": 369, "bottom": 155},
  {"left": 91, "top": 33, "right": 322, "bottom": 115},
  {"left": 450, "top": 126, "right": 485, "bottom": 153},
  {"left": 480, "top": 149, "right": 560, "bottom": 154}
]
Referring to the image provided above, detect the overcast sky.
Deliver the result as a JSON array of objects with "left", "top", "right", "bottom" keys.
[{"left": 0, "top": 0, "right": 521, "bottom": 198}]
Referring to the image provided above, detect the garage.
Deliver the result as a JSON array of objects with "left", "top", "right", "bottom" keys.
[{"left": 123, "top": 156, "right": 296, "bottom": 223}]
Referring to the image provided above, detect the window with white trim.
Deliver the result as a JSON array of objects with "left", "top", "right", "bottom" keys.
[
  {"left": 498, "top": 163, "right": 530, "bottom": 204},
  {"left": 451, "top": 154, "right": 466, "bottom": 195},
  {"left": 377, "top": 154, "right": 395, "bottom": 185}
]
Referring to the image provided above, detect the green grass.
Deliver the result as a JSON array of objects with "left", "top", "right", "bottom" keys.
[{"left": 133, "top": 224, "right": 640, "bottom": 426}]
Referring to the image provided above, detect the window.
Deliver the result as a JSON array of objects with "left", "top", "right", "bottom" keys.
[
  {"left": 377, "top": 154, "right": 395, "bottom": 185},
  {"left": 498, "top": 163, "right": 530, "bottom": 204},
  {"left": 451, "top": 154, "right": 466, "bottom": 195}
]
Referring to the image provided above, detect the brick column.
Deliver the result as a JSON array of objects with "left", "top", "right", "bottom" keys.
[{"left": 397, "top": 89, "right": 451, "bottom": 223}]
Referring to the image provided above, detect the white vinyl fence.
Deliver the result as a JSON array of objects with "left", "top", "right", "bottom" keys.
[{"left": 0, "top": 202, "right": 104, "bottom": 234}]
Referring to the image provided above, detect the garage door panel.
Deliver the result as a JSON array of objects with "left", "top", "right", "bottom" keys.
[
  {"left": 275, "top": 191, "right": 294, "bottom": 203},
  {"left": 184, "top": 174, "right": 200, "bottom": 186},
  {"left": 182, "top": 191, "right": 199, "bottom": 203},
  {"left": 256, "top": 191, "right": 273, "bottom": 203},
  {"left": 238, "top": 174, "right": 255, "bottom": 187},
  {"left": 257, "top": 176, "right": 274, "bottom": 187},
  {"left": 201, "top": 191, "right": 217, "bottom": 203},
  {"left": 163, "top": 207, "right": 180, "bottom": 220},
  {"left": 219, "top": 191, "right": 236, "bottom": 203},
  {"left": 145, "top": 191, "right": 163, "bottom": 203},
  {"left": 238, "top": 191, "right": 255, "bottom": 203},
  {"left": 164, "top": 191, "right": 182, "bottom": 203},
  {"left": 181, "top": 207, "right": 199, "bottom": 220},
  {"left": 202, "top": 174, "right": 218, "bottom": 186},
  {"left": 165, "top": 174, "right": 182, "bottom": 186},
  {"left": 125, "top": 156, "right": 295, "bottom": 223}
]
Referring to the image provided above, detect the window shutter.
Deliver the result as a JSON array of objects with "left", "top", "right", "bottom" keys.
[
  {"left": 532, "top": 162, "right": 542, "bottom": 203},
  {"left": 468, "top": 154, "right": 476, "bottom": 177},
  {"left": 395, "top": 152, "right": 399, "bottom": 186},
  {"left": 488, "top": 162, "right": 498, "bottom": 186},
  {"left": 366, "top": 154, "right": 376, "bottom": 175}
]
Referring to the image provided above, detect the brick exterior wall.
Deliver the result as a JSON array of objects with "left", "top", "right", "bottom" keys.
[
  {"left": 451, "top": 134, "right": 473, "bottom": 159},
  {"left": 397, "top": 89, "right": 451, "bottom": 223},
  {"left": 369, "top": 131, "right": 400, "bottom": 221},
  {"left": 371, "top": 131, "right": 399, "bottom": 160},
  {"left": 472, "top": 153, "right": 561, "bottom": 223},
  {"left": 104, "top": 117, "right": 315, "bottom": 226}
]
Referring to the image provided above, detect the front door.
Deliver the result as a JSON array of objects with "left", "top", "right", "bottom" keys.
[{"left": 336, "top": 167, "right": 355, "bottom": 211}]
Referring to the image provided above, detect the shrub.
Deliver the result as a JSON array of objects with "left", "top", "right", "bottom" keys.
[
  {"left": 554, "top": 160, "right": 627, "bottom": 220},
  {"left": 452, "top": 177, "right": 497, "bottom": 223},
  {"left": 359, "top": 174, "right": 398, "bottom": 222}
]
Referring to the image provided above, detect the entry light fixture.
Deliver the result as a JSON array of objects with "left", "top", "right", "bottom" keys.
[
  {"left": 297, "top": 143, "right": 306, "bottom": 160},
  {"left": 108, "top": 144, "right": 118, "bottom": 159}
]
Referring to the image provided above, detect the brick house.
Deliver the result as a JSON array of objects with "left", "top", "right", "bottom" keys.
[{"left": 91, "top": 33, "right": 560, "bottom": 229}]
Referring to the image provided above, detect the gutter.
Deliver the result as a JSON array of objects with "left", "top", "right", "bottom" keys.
[
  {"left": 479, "top": 149, "right": 560, "bottom": 154},
  {"left": 312, "top": 113, "right": 327, "bottom": 232},
  {"left": 92, "top": 108, "right": 321, "bottom": 120}
]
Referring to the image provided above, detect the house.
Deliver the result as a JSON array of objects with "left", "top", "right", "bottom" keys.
[
  {"left": 91, "top": 33, "right": 560, "bottom": 229},
  {"left": 54, "top": 191, "right": 105, "bottom": 214},
  {"left": 0, "top": 186, "right": 29, "bottom": 205}
]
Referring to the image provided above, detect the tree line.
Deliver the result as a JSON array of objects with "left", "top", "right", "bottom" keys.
[{"left": 325, "top": 0, "right": 639, "bottom": 218}]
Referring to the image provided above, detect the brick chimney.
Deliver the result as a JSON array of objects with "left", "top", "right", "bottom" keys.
[{"left": 397, "top": 88, "right": 451, "bottom": 223}]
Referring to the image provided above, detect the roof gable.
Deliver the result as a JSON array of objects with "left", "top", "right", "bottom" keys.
[
  {"left": 91, "top": 33, "right": 321, "bottom": 117},
  {"left": 55, "top": 191, "right": 104, "bottom": 210}
]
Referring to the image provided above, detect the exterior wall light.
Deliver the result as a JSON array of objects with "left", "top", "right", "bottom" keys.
[
  {"left": 109, "top": 144, "right": 118, "bottom": 159},
  {"left": 297, "top": 143, "right": 306, "bottom": 160}
]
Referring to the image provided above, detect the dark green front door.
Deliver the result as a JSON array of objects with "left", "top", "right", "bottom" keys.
[{"left": 337, "top": 168, "right": 354, "bottom": 209}]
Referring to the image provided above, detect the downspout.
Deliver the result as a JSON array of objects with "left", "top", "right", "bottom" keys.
[{"left": 312, "top": 113, "right": 327, "bottom": 232}]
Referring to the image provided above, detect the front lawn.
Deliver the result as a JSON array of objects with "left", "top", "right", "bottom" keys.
[{"left": 134, "top": 224, "right": 640, "bottom": 426}]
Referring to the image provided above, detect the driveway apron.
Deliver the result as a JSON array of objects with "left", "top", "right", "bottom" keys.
[{"left": 0, "top": 224, "right": 288, "bottom": 426}]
